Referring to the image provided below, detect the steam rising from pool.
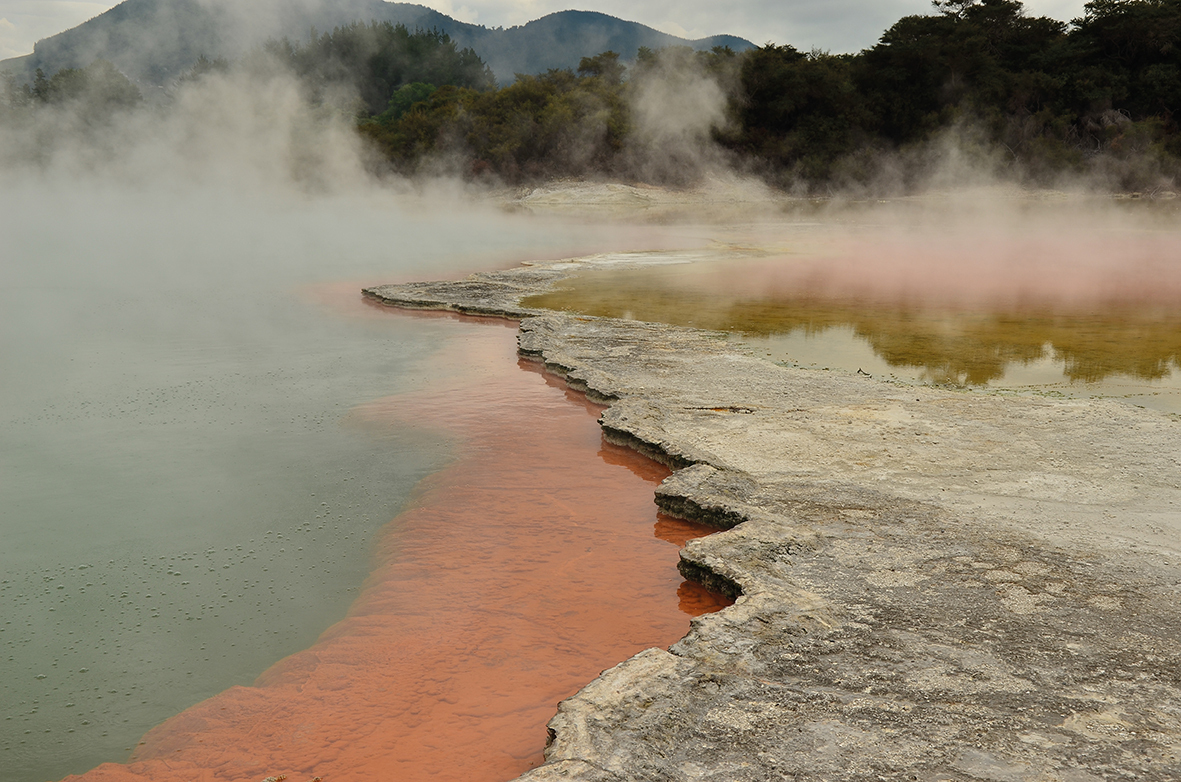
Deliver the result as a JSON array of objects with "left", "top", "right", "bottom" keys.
[{"left": 712, "top": 201, "right": 1181, "bottom": 311}]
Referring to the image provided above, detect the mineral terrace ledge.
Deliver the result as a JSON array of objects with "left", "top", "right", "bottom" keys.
[{"left": 364, "top": 255, "right": 1181, "bottom": 782}]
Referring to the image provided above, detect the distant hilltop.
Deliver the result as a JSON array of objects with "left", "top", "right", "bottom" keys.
[{"left": 0, "top": 0, "right": 754, "bottom": 88}]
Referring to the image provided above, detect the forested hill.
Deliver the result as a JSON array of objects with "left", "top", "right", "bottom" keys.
[{"left": 0, "top": 0, "right": 752, "bottom": 87}]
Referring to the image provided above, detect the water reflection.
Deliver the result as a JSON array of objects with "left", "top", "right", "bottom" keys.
[
  {"left": 526, "top": 265, "right": 1181, "bottom": 388},
  {"left": 653, "top": 516, "right": 735, "bottom": 616}
]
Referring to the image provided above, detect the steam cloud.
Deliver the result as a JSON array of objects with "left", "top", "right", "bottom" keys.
[
  {"left": 623, "top": 48, "right": 733, "bottom": 184},
  {"left": 685, "top": 198, "right": 1181, "bottom": 313},
  {"left": 1, "top": 61, "right": 371, "bottom": 194}
]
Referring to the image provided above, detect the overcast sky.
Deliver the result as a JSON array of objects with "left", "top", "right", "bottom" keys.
[{"left": 0, "top": 0, "right": 1090, "bottom": 62}]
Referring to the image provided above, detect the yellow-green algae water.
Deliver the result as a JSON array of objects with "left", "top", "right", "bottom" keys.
[{"left": 525, "top": 207, "right": 1181, "bottom": 413}]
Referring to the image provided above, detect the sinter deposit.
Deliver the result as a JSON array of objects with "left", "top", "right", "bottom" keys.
[{"left": 366, "top": 250, "right": 1181, "bottom": 782}]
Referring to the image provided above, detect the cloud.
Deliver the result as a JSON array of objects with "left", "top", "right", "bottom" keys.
[
  {"left": 1023, "top": 0, "right": 1089, "bottom": 23},
  {"left": 654, "top": 20, "right": 692, "bottom": 39},
  {"left": 0, "top": 16, "right": 22, "bottom": 60},
  {"left": 0, "top": 1, "right": 112, "bottom": 58},
  {"left": 426, "top": 0, "right": 481, "bottom": 25}
]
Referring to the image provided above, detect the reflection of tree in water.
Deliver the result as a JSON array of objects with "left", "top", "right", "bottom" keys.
[
  {"left": 846, "top": 311, "right": 1049, "bottom": 385},
  {"left": 527, "top": 272, "right": 1181, "bottom": 385},
  {"left": 1046, "top": 315, "right": 1181, "bottom": 383}
]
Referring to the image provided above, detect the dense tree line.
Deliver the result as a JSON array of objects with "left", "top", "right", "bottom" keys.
[
  {"left": 766, "top": 0, "right": 1181, "bottom": 188},
  {"left": 5, "top": 1, "right": 1181, "bottom": 191},
  {"left": 354, "top": 0, "right": 1181, "bottom": 189}
]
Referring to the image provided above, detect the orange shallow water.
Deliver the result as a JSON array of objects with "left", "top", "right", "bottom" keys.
[{"left": 65, "top": 304, "right": 728, "bottom": 782}]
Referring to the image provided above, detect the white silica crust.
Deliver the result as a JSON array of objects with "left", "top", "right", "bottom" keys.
[{"left": 365, "top": 253, "right": 1181, "bottom": 782}]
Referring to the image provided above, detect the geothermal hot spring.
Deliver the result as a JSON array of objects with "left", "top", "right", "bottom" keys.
[
  {"left": 0, "top": 181, "right": 728, "bottom": 782},
  {"left": 4, "top": 185, "right": 1180, "bottom": 782}
]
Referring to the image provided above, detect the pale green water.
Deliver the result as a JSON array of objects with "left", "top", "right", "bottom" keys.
[{"left": 0, "top": 181, "right": 658, "bottom": 782}]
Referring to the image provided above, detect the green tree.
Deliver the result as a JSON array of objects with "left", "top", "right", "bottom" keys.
[
  {"left": 720, "top": 45, "right": 870, "bottom": 181},
  {"left": 577, "top": 51, "right": 625, "bottom": 85},
  {"left": 374, "top": 82, "right": 439, "bottom": 123}
]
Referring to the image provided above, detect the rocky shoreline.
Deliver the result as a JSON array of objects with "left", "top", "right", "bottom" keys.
[{"left": 364, "top": 252, "right": 1181, "bottom": 782}]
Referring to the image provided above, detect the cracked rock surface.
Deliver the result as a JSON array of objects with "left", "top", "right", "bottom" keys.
[{"left": 364, "top": 254, "right": 1181, "bottom": 782}]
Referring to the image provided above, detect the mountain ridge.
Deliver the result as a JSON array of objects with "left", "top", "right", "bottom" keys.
[{"left": 0, "top": 1, "right": 754, "bottom": 87}]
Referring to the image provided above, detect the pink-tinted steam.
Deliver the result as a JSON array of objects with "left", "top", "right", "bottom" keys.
[{"left": 711, "top": 222, "right": 1181, "bottom": 311}]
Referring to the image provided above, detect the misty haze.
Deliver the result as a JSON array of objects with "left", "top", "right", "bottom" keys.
[{"left": 3, "top": 1, "right": 1181, "bottom": 781}]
